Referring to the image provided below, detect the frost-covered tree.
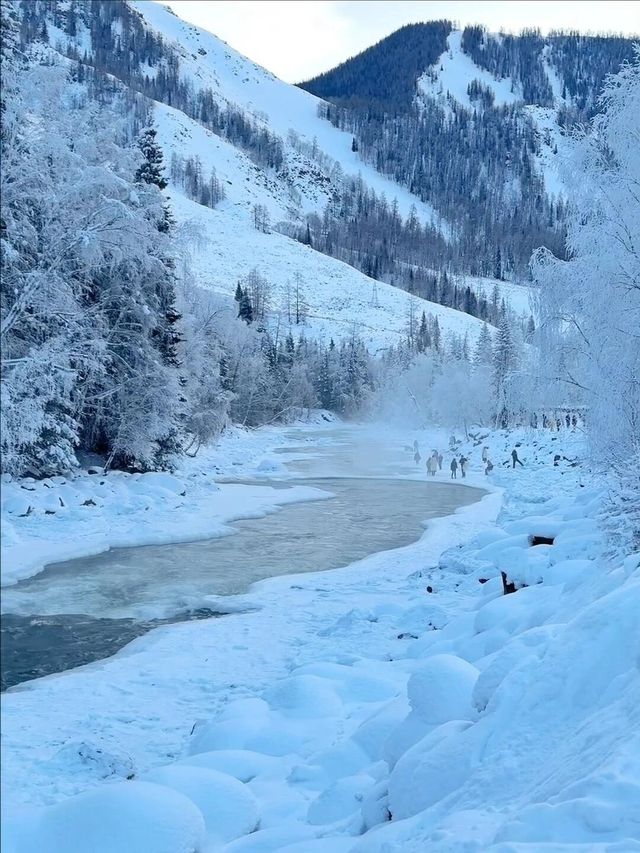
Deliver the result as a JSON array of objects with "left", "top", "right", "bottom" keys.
[
  {"left": 252, "top": 203, "right": 270, "bottom": 234},
  {"left": 532, "top": 51, "right": 640, "bottom": 547},
  {"left": 135, "top": 126, "right": 167, "bottom": 190},
  {"left": 474, "top": 322, "right": 494, "bottom": 365},
  {"left": 177, "top": 285, "right": 231, "bottom": 454},
  {"left": 0, "top": 56, "right": 184, "bottom": 475},
  {"left": 431, "top": 360, "right": 493, "bottom": 437},
  {"left": 492, "top": 315, "right": 518, "bottom": 426}
]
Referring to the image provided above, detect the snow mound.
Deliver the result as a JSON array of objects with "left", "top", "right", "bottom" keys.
[
  {"left": 143, "top": 764, "right": 259, "bottom": 844},
  {"left": 177, "top": 748, "right": 280, "bottom": 782},
  {"left": 388, "top": 719, "right": 475, "bottom": 819},
  {"left": 188, "top": 698, "right": 272, "bottom": 754},
  {"left": 9, "top": 781, "right": 206, "bottom": 853},
  {"left": 307, "top": 773, "right": 375, "bottom": 825},
  {"left": 407, "top": 653, "right": 479, "bottom": 724},
  {"left": 263, "top": 674, "right": 343, "bottom": 718}
]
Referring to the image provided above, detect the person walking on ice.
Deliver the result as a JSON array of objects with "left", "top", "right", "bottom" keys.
[
  {"left": 459, "top": 455, "right": 468, "bottom": 478},
  {"left": 511, "top": 448, "right": 524, "bottom": 468},
  {"left": 450, "top": 458, "right": 458, "bottom": 479},
  {"left": 437, "top": 452, "right": 443, "bottom": 471}
]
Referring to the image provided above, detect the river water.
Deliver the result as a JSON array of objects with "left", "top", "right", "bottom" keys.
[{"left": 1, "top": 427, "right": 483, "bottom": 689}]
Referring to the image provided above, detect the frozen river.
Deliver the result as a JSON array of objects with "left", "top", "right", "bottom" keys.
[{"left": 1, "top": 427, "right": 483, "bottom": 689}]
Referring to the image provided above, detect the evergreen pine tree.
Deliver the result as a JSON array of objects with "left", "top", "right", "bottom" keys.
[
  {"left": 239, "top": 290, "right": 253, "bottom": 324},
  {"left": 474, "top": 322, "right": 494, "bottom": 365},
  {"left": 417, "top": 311, "right": 429, "bottom": 352},
  {"left": 134, "top": 124, "right": 183, "bottom": 467},
  {"left": 493, "top": 315, "right": 517, "bottom": 426},
  {"left": 525, "top": 314, "right": 536, "bottom": 341},
  {"left": 135, "top": 127, "right": 167, "bottom": 189},
  {"left": 432, "top": 317, "right": 441, "bottom": 352},
  {"left": 494, "top": 247, "right": 503, "bottom": 280}
]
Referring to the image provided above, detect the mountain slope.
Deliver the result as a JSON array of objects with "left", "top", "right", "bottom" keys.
[
  {"left": 21, "top": 0, "right": 497, "bottom": 350},
  {"left": 301, "top": 23, "right": 635, "bottom": 276},
  {"left": 132, "top": 1, "right": 440, "bottom": 227}
]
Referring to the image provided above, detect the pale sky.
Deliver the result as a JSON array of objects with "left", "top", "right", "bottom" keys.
[{"left": 158, "top": 1, "right": 640, "bottom": 82}]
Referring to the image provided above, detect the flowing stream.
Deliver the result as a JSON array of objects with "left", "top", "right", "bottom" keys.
[{"left": 1, "top": 427, "right": 483, "bottom": 689}]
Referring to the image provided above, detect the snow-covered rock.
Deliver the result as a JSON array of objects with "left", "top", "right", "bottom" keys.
[
  {"left": 143, "top": 765, "right": 259, "bottom": 844},
  {"left": 8, "top": 781, "right": 206, "bottom": 853},
  {"left": 407, "top": 653, "right": 479, "bottom": 724}
]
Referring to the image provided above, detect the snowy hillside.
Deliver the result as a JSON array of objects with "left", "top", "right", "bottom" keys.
[
  {"left": 167, "top": 186, "right": 487, "bottom": 353},
  {"left": 38, "top": 0, "right": 547, "bottom": 340},
  {"left": 417, "top": 29, "right": 569, "bottom": 197},
  {"left": 124, "top": 4, "right": 491, "bottom": 348},
  {"left": 418, "top": 30, "right": 522, "bottom": 110},
  {"left": 51, "top": 1, "right": 492, "bottom": 349},
  {"left": 152, "top": 106, "right": 487, "bottom": 350},
  {"left": 131, "top": 0, "right": 439, "bottom": 225}
]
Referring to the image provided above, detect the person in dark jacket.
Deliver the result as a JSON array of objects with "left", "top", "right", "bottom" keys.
[
  {"left": 450, "top": 458, "right": 458, "bottom": 479},
  {"left": 511, "top": 448, "right": 523, "bottom": 468},
  {"left": 459, "top": 455, "right": 468, "bottom": 478}
]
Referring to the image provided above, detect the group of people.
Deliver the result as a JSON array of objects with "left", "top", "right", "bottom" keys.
[
  {"left": 530, "top": 411, "right": 582, "bottom": 431},
  {"left": 449, "top": 454, "right": 469, "bottom": 479},
  {"left": 427, "top": 450, "right": 443, "bottom": 476},
  {"left": 412, "top": 441, "right": 524, "bottom": 479},
  {"left": 413, "top": 442, "right": 444, "bottom": 476}
]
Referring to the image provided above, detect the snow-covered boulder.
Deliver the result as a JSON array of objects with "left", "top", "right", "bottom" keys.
[
  {"left": 383, "top": 654, "right": 478, "bottom": 769},
  {"left": 263, "top": 675, "right": 343, "bottom": 719},
  {"left": 44, "top": 740, "right": 136, "bottom": 783},
  {"left": 407, "top": 653, "right": 479, "bottom": 724},
  {"left": 353, "top": 696, "right": 410, "bottom": 760},
  {"left": 177, "top": 748, "right": 280, "bottom": 782},
  {"left": 472, "top": 628, "right": 551, "bottom": 713},
  {"left": 143, "top": 765, "right": 259, "bottom": 844},
  {"left": 474, "top": 583, "right": 560, "bottom": 640},
  {"left": 188, "top": 698, "right": 271, "bottom": 754},
  {"left": 10, "top": 781, "right": 205, "bottom": 853},
  {"left": 388, "top": 720, "right": 475, "bottom": 819},
  {"left": 360, "top": 778, "right": 391, "bottom": 830},
  {"left": 307, "top": 773, "right": 375, "bottom": 825}
]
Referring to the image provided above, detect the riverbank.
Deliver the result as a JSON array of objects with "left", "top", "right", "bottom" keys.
[
  {"left": 1, "top": 413, "right": 338, "bottom": 587},
  {"left": 3, "top": 420, "right": 638, "bottom": 852}
]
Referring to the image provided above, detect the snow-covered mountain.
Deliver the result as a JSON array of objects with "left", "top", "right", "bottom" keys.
[
  {"left": 125, "top": 3, "right": 512, "bottom": 349},
  {"left": 415, "top": 29, "right": 568, "bottom": 197},
  {"left": 19, "top": 0, "right": 550, "bottom": 350},
  {"left": 302, "top": 21, "right": 634, "bottom": 278}
]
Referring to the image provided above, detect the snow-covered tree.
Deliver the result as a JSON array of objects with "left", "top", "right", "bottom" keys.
[
  {"left": 0, "top": 56, "right": 185, "bottom": 475},
  {"left": 492, "top": 315, "right": 517, "bottom": 426},
  {"left": 532, "top": 51, "right": 640, "bottom": 547},
  {"left": 474, "top": 322, "right": 494, "bottom": 365},
  {"left": 135, "top": 126, "right": 167, "bottom": 190}
]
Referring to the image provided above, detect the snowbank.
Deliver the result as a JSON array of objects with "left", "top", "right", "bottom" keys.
[{"left": 0, "top": 420, "right": 332, "bottom": 587}]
